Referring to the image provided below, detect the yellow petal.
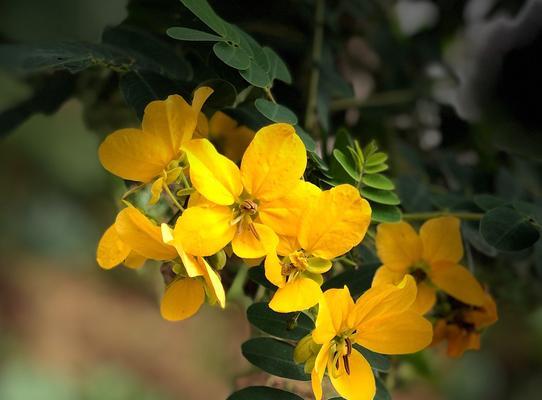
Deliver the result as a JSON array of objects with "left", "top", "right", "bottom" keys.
[
  {"left": 209, "top": 111, "right": 238, "bottom": 139},
  {"left": 412, "top": 282, "right": 437, "bottom": 314},
  {"left": 98, "top": 128, "right": 171, "bottom": 182},
  {"left": 268, "top": 277, "right": 322, "bottom": 313},
  {"left": 329, "top": 350, "right": 375, "bottom": 400},
  {"left": 175, "top": 205, "right": 236, "bottom": 256},
  {"left": 465, "top": 292, "right": 498, "bottom": 328},
  {"left": 313, "top": 287, "right": 354, "bottom": 344},
  {"left": 149, "top": 177, "right": 163, "bottom": 205},
  {"left": 160, "top": 278, "right": 205, "bottom": 321},
  {"left": 420, "top": 216, "right": 463, "bottom": 264},
  {"left": 375, "top": 221, "right": 422, "bottom": 272},
  {"left": 231, "top": 221, "right": 278, "bottom": 259},
  {"left": 191, "top": 86, "right": 214, "bottom": 115},
  {"left": 123, "top": 251, "right": 146, "bottom": 269},
  {"left": 223, "top": 126, "right": 255, "bottom": 163},
  {"left": 240, "top": 123, "right": 306, "bottom": 201},
  {"left": 277, "top": 235, "right": 302, "bottom": 256},
  {"left": 299, "top": 184, "right": 371, "bottom": 260},
  {"left": 193, "top": 112, "right": 209, "bottom": 139},
  {"left": 264, "top": 252, "right": 286, "bottom": 288},
  {"left": 430, "top": 262, "right": 486, "bottom": 306},
  {"left": 259, "top": 180, "right": 321, "bottom": 237},
  {"left": 355, "top": 310, "right": 433, "bottom": 354},
  {"left": 162, "top": 223, "right": 205, "bottom": 278},
  {"left": 184, "top": 139, "right": 243, "bottom": 205},
  {"left": 115, "top": 206, "right": 176, "bottom": 260},
  {"left": 350, "top": 275, "right": 417, "bottom": 328},
  {"left": 199, "top": 256, "right": 226, "bottom": 308},
  {"left": 372, "top": 265, "right": 405, "bottom": 287},
  {"left": 311, "top": 341, "right": 331, "bottom": 400},
  {"left": 96, "top": 224, "right": 131, "bottom": 269}
]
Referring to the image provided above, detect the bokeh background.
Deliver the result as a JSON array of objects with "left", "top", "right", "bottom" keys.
[{"left": 1, "top": 0, "right": 542, "bottom": 399}]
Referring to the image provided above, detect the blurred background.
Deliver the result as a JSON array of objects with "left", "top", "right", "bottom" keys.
[{"left": 1, "top": 0, "right": 541, "bottom": 399}]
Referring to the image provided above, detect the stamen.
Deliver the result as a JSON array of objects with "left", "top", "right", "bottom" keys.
[
  {"left": 343, "top": 355, "right": 350, "bottom": 375},
  {"left": 345, "top": 337, "right": 352, "bottom": 356},
  {"left": 248, "top": 222, "right": 261, "bottom": 240},
  {"left": 240, "top": 199, "right": 258, "bottom": 215}
]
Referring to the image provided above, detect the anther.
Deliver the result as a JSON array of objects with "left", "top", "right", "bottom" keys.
[
  {"left": 345, "top": 337, "right": 352, "bottom": 356},
  {"left": 240, "top": 199, "right": 258, "bottom": 215},
  {"left": 343, "top": 355, "right": 350, "bottom": 375}
]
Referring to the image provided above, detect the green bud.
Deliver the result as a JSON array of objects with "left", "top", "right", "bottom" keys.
[
  {"left": 294, "top": 334, "right": 315, "bottom": 364},
  {"left": 306, "top": 257, "right": 332, "bottom": 274},
  {"left": 207, "top": 249, "right": 227, "bottom": 270}
]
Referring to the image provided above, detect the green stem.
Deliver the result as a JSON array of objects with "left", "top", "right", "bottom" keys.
[
  {"left": 402, "top": 211, "right": 484, "bottom": 221},
  {"left": 264, "top": 87, "right": 276, "bottom": 103},
  {"left": 163, "top": 183, "right": 184, "bottom": 211},
  {"left": 329, "top": 90, "right": 415, "bottom": 112},
  {"left": 304, "top": 0, "right": 325, "bottom": 132},
  {"left": 228, "top": 265, "right": 249, "bottom": 300}
]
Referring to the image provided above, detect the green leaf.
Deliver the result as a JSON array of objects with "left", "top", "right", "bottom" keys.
[
  {"left": 263, "top": 47, "right": 292, "bottom": 84},
  {"left": 247, "top": 303, "right": 314, "bottom": 340},
  {"left": 241, "top": 338, "right": 310, "bottom": 381},
  {"left": 179, "top": 0, "right": 229, "bottom": 38},
  {"left": 375, "top": 377, "right": 391, "bottom": 400},
  {"left": 353, "top": 345, "right": 391, "bottom": 372},
  {"left": 364, "top": 163, "right": 389, "bottom": 174},
  {"left": 333, "top": 149, "right": 360, "bottom": 181},
  {"left": 254, "top": 99, "right": 298, "bottom": 124},
  {"left": 366, "top": 152, "right": 388, "bottom": 166},
  {"left": 480, "top": 206, "right": 540, "bottom": 252},
  {"left": 462, "top": 222, "right": 498, "bottom": 257},
  {"left": 473, "top": 194, "right": 508, "bottom": 211},
  {"left": 371, "top": 204, "right": 402, "bottom": 223},
  {"left": 213, "top": 42, "right": 250, "bottom": 70},
  {"left": 240, "top": 60, "right": 272, "bottom": 88},
  {"left": 227, "top": 387, "right": 303, "bottom": 400},
  {"left": 119, "top": 72, "right": 178, "bottom": 120},
  {"left": 295, "top": 125, "right": 317, "bottom": 153},
  {"left": 198, "top": 79, "right": 237, "bottom": 109},
  {"left": 396, "top": 176, "right": 432, "bottom": 212},
  {"left": 248, "top": 265, "right": 275, "bottom": 290},
  {"left": 166, "top": 26, "right": 224, "bottom": 41},
  {"left": 362, "top": 174, "right": 394, "bottom": 190},
  {"left": 361, "top": 187, "right": 401, "bottom": 205},
  {"left": 322, "top": 262, "right": 379, "bottom": 297}
]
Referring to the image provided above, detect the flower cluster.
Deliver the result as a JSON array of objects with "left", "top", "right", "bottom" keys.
[{"left": 95, "top": 87, "right": 497, "bottom": 400}]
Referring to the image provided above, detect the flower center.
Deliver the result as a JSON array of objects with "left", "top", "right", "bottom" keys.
[
  {"left": 331, "top": 334, "right": 355, "bottom": 376},
  {"left": 281, "top": 250, "right": 308, "bottom": 277},
  {"left": 409, "top": 261, "right": 429, "bottom": 283},
  {"left": 240, "top": 199, "right": 258, "bottom": 215}
]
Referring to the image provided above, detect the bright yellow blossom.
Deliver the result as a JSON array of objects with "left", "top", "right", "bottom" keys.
[
  {"left": 160, "top": 224, "right": 226, "bottom": 321},
  {"left": 302, "top": 277, "right": 432, "bottom": 400},
  {"left": 96, "top": 205, "right": 177, "bottom": 269},
  {"left": 432, "top": 292, "right": 498, "bottom": 357},
  {"left": 173, "top": 123, "right": 308, "bottom": 259},
  {"left": 98, "top": 87, "right": 213, "bottom": 204},
  {"left": 208, "top": 111, "right": 255, "bottom": 163},
  {"left": 373, "top": 217, "right": 486, "bottom": 314},
  {"left": 265, "top": 184, "right": 371, "bottom": 313}
]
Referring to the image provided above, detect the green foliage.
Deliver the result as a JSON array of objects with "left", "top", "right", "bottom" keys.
[
  {"left": 322, "top": 262, "right": 379, "bottom": 298},
  {"left": 353, "top": 345, "right": 391, "bottom": 372},
  {"left": 227, "top": 386, "right": 303, "bottom": 400},
  {"left": 247, "top": 303, "right": 314, "bottom": 341},
  {"left": 241, "top": 338, "right": 310, "bottom": 381},
  {"left": 255, "top": 99, "right": 298, "bottom": 125}
]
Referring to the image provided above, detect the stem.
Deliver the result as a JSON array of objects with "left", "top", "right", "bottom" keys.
[
  {"left": 329, "top": 89, "right": 415, "bottom": 112},
  {"left": 227, "top": 265, "right": 249, "bottom": 300},
  {"left": 402, "top": 211, "right": 484, "bottom": 221},
  {"left": 163, "top": 183, "right": 184, "bottom": 211},
  {"left": 121, "top": 183, "right": 145, "bottom": 199},
  {"left": 264, "top": 87, "right": 276, "bottom": 103},
  {"left": 304, "top": 0, "right": 325, "bottom": 132}
]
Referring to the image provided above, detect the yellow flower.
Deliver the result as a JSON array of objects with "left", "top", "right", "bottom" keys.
[
  {"left": 373, "top": 217, "right": 486, "bottom": 314},
  {"left": 304, "top": 277, "right": 432, "bottom": 400},
  {"left": 174, "top": 123, "right": 307, "bottom": 259},
  {"left": 159, "top": 224, "right": 226, "bottom": 321},
  {"left": 208, "top": 111, "right": 255, "bottom": 163},
  {"left": 432, "top": 292, "right": 498, "bottom": 358},
  {"left": 98, "top": 87, "right": 213, "bottom": 204},
  {"left": 96, "top": 205, "right": 177, "bottom": 269},
  {"left": 264, "top": 184, "right": 371, "bottom": 313}
]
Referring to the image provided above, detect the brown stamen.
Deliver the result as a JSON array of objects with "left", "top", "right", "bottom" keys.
[
  {"left": 343, "top": 355, "right": 350, "bottom": 375},
  {"left": 248, "top": 222, "right": 260, "bottom": 240},
  {"left": 240, "top": 199, "right": 258, "bottom": 215},
  {"left": 345, "top": 337, "right": 352, "bottom": 356}
]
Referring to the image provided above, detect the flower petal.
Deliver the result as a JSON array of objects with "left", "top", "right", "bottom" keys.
[
  {"left": 420, "top": 216, "right": 463, "bottom": 264},
  {"left": 115, "top": 206, "right": 177, "bottom": 260},
  {"left": 259, "top": 180, "right": 321, "bottom": 237},
  {"left": 96, "top": 224, "right": 131, "bottom": 269},
  {"left": 372, "top": 265, "right": 405, "bottom": 286},
  {"left": 175, "top": 205, "right": 236, "bottom": 256},
  {"left": 199, "top": 256, "right": 226, "bottom": 308},
  {"left": 311, "top": 341, "right": 331, "bottom": 400},
  {"left": 123, "top": 251, "right": 146, "bottom": 269},
  {"left": 241, "top": 123, "right": 307, "bottom": 201},
  {"left": 299, "top": 184, "right": 371, "bottom": 260},
  {"left": 329, "top": 350, "right": 376, "bottom": 400},
  {"left": 375, "top": 221, "right": 422, "bottom": 272},
  {"left": 149, "top": 177, "right": 163, "bottom": 205},
  {"left": 313, "top": 287, "right": 354, "bottom": 344},
  {"left": 160, "top": 278, "right": 205, "bottom": 321},
  {"left": 355, "top": 310, "right": 433, "bottom": 354},
  {"left": 232, "top": 221, "right": 278, "bottom": 259},
  {"left": 430, "top": 262, "right": 486, "bottom": 306},
  {"left": 264, "top": 251, "right": 286, "bottom": 288},
  {"left": 98, "top": 128, "right": 171, "bottom": 182},
  {"left": 184, "top": 139, "right": 243, "bottom": 205},
  {"left": 350, "top": 275, "right": 417, "bottom": 328},
  {"left": 268, "top": 277, "right": 322, "bottom": 313},
  {"left": 412, "top": 282, "right": 437, "bottom": 314}
]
